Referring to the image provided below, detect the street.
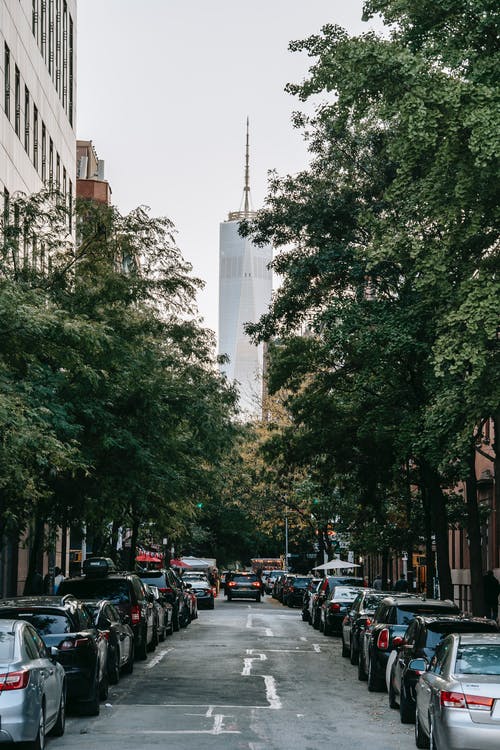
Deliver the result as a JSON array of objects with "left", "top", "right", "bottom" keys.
[{"left": 54, "top": 594, "right": 415, "bottom": 750}]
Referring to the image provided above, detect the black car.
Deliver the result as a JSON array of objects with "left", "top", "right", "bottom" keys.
[
  {"left": 226, "top": 572, "right": 262, "bottom": 601},
  {"left": 283, "top": 576, "right": 312, "bottom": 607},
  {"left": 302, "top": 578, "right": 322, "bottom": 622},
  {"left": 389, "top": 614, "right": 499, "bottom": 723},
  {"left": 272, "top": 574, "right": 287, "bottom": 601},
  {"left": 310, "top": 576, "right": 363, "bottom": 630},
  {"left": 0, "top": 595, "right": 108, "bottom": 715},
  {"left": 59, "top": 557, "right": 155, "bottom": 660},
  {"left": 361, "top": 596, "right": 460, "bottom": 692},
  {"left": 137, "top": 567, "right": 189, "bottom": 630},
  {"left": 320, "top": 586, "right": 362, "bottom": 635},
  {"left": 85, "top": 599, "right": 135, "bottom": 683},
  {"left": 341, "top": 589, "right": 385, "bottom": 663}
]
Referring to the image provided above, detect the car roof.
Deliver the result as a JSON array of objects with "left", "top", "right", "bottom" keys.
[
  {"left": 456, "top": 633, "right": 500, "bottom": 645},
  {"left": 381, "top": 595, "right": 450, "bottom": 606},
  {"left": 418, "top": 615, "right": 497, "bottom": 626},
  {"left": 0, "top": 595, "right": 77, "bottom": 609}
]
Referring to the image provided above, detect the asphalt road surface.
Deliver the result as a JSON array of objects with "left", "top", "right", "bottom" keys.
[{"left": 53, "top": 593, "right": 415, "bottom": 750}]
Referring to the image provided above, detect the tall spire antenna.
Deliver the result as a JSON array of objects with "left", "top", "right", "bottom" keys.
[{"left": 244, "top": 116, "right": 251, "bottom": 215}]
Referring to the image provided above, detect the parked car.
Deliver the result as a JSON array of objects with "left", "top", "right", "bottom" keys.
[
  {"left": 310, "top": 576, "right": 361, "bottom": 630},
  {"left": 0, "top": 594, "right": 108, "bottom": 716},
  {"left": 360, "top": 595, "right": 460, "bottom": 692},
  {"left": 280, "top": 575, "right": 297, "bottom": 605},
  {"left": 85, "top": 599, "right": 135, "bottom": 683},
  {"left": 183, "top": 574, "right": 215, "bottom": 610},
  {"left": 302, "top": 578, "right": 322, "bottom": 622},
  {"left": 0, "top": 618, "right": 66, "bottom": 744},
  {"left": 226, "top": 572, "right": 262, "bottom": 602},
  {"left": 264, "top": 570, "right": 283, "bottom": 594},
  {"left": 181, "top": 581, "right": 198, "bottom": 622},
  {"left": 145, "top": 584, "right": 172, "bottom": 642},
  {"left": 283, "top": 576, "right": 312, "bottom": 607},
  {"left": 415, "top": 632, "right": 500, "bottom": 749},
  {"left": 272, "top": 574, "right": 287, "bottom": 601},
  {"left": 320, "top": 586, "right": 361, "bottom": 636},
  {"left": 137, "top": 567, "right": 187, "bottom": 632},
  {"left": 341, "top": 589, "right": 386, "bottom": 663},
  {"left": 59, "top": 557, "right": 155, "bottom": 660},
  {"left": 389, "top": 615, "right": 498, "bottom": 724}
]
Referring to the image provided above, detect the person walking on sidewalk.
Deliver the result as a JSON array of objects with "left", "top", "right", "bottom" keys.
[{"left": 483, "top": 570, "right": 500, "bottom": 620}]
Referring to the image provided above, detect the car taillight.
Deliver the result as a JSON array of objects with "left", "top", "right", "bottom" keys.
[
  {"left": 441, "top": 691, "right": 494, "bottom": 711},
  {"left": 364, "top": 617, "right": 372, "bottom": 627},
  {"left": 158, "top": 587, "right": 172, "bottom": 595},
  {"left": 0, "top": 670, "right": 30, "bottom": 690},
  {"left": 392, "top": 635, "right": 403, "bottom": 648},
  {"left": 100, "top": 630, "right": 110, "bottom": 641},
  {"left": 329, "top": 603, "right": 341, "bottom": 612},
  {"left": 252, "top": 581, "right": 261, "bottom": 588},
  {"left": 228, "top": 581, "right": 236, "bottom": 587},
  {"left": 131, "top": 604, "right": 141, "bottom": 624},
  {"left": 377, "top": 628, "right": 390, "bottom": 650},
  {"left": 204, "top": 589, "right": 212, "bottom": 595},
  {"left": 59, "top": 637, "right": 91, "bottom": 650}
]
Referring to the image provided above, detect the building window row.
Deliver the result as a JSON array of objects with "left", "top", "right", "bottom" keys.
[
  {"left": 31, "top": 0, "right": 74, "bottom": 126},
  {"left": 3, "top": 42, "right": 72, "bottom": 207}
]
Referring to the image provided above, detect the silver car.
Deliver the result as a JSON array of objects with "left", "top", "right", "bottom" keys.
[
  {"left": 415, "top": 632, "right": 500, "bottom": 749},
  {"left": 0, "top": 618, "right": 66, "bottom": 747}
]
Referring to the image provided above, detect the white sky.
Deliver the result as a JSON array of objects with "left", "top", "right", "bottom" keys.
[{"left": 77, "top": 1, "right": 376, "bottom": 335}]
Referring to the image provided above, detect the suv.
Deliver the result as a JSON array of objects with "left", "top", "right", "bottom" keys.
[
  {"left": 341, "top": 589, "right": 386, "bottom": 664},
  {"left": 361, "top": 595, "right": 460, "bottom": 692},
  {"left": 58, "top": 557, "right": 155, "bottom": 660},
  {"left": 137, "top": 567, "right": 188, "bottom": 630},
  {"left": 389, "top": 614, "right": 499, "bottom": 724},
  {"left": 225, "top": 572, "right": 262, "bottom": 602},
  {"left": 0, "top": 594, "right": 108, "bottom": 715}
]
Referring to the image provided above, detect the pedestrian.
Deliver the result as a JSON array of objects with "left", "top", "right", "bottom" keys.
[
  {"left": 24, "top": 569, "right": 44, "bottom": 595},
  {"left": 394, "top": 574, "right": 409, "bottom": 592},
  {"left": 483, "top": 570, "right": 500, "bottom": 621},
  {"left": 373, "top": 574, "right": 382, "bottom": 591},
  {"left": 54, "top": 567, "right": 65, "bottom": 593}
]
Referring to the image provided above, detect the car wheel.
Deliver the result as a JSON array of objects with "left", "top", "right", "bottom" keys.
[
  {"left": 227, "top": 595, "right": 232, "bottom": 602},
  {"left": 80, "top": 673, "right": 100, "bottom": 716},
  {"left": 367, "top": 657, "right": 384, "bottom": 692},
  {"left": 358, "top": 652, "right": 368, "bottom": 681},
  {"left": 179, "top": 606, "right": 189, "bottom": 628},
  {"left": 388, "top": 673, "right": 398, "bottom": 709},
  {"left": 159, "top": 622, "right": 166, "bottom": 642},
  {"left": 323, "top": 619, "right": 333, "bottom": 636},
  {"left": 50, "top": 686, "right": 66, "bottom": 737},
  {"left": 122, "top": 644, "right": 134, "bottom": 674},
  {"left": 341, "top": 635, "right": 350, "bottom": 657},
  {"left": 148, "top": 626, "right": 158, "bottom": 651},
  {"left": 350, "top": 637, "right": 359, "bottom": 665},
  {"left": 108, "top": 647, "right": 120, "bottom": 685},
  {"left": 99, "top": 668, "right": 109, "bottom": 700},
  {"left": 415, "top": 710, "right": 430, "bottom": 749},
  {"left": 136, "top": 630, "right": 148, "bottom": 660},
  {"left": 172, "top": 607, "right": 180, "bottom": 632},
  {"left": 29, "top": 704, "right": 46, "bottom": 750},
  {"left": 312, "top": 611, "right": 320, "bottom": 630},
  {"left": 255, "top": 595, "right": 261, "bottom": 603},
  {"left": 399, "top": 682, "right": 415, "bottom": 724},
  {"left": 429, "top": 717, "right": 438, "bottom": 750},
  {"left": 301, "top": 611, "right": 309, "bottom": 622}
]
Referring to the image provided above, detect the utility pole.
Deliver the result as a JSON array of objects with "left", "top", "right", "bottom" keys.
[{"left": 285, "top": 505, "right": 289, "bottom": 571}]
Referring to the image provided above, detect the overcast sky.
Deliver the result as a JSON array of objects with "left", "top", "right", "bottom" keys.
[{"left": 77, "top": 1, "right": 377, "bottom": 336}]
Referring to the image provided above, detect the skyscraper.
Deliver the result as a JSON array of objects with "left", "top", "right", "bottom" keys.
[{"left": 218, "top": 121, "right": 272, "bottom": 416}]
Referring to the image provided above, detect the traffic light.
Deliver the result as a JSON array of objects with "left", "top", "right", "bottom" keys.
[{"left": 196, "top": 502, "right": 203, "bottom": 509}]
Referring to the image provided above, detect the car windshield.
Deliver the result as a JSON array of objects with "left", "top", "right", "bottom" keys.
[
  {"left": 59, "top": 578, "right": 130, "bottom": 604},
  {"left": 455, "top": 645, "right": 500, "bottom": 675},
  {"left": 140, "top": 575, "right": 167, "bottom": 587},
  {"left": 1, "top": 611, "right": 72, "bottom": 635},
  {"left": 293, "top": 578, "right": 311, "bottom": 587},
  {"left": 332, "top": 588, "right": 358, "bottom": 599},
  {"left": 363, "top": 595, "right": 384, "bottom": 611},
  {"left": 0, "top": 632, "right": 15, "bottom": 661},
  {"left": 426, "top": 623, "right": 499, "bottom": 650},
  {"left": 233, "top": 575, "right": 257, "bottom": 582},
  {"left": 396, "top": 606, "right": 458, "bottom": 625}
]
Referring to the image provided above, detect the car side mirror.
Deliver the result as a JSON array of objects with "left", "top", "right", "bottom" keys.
[
  {"left": 409, "top": 658, "right": 428, "bottom": 674},
  {"left": 392, "top": 635, "right": 404, "bottom": 648},
  {"left": 50, "top": 646, "right": 59, "bottom": 659}
]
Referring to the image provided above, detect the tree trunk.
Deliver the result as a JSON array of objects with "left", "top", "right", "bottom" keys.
[
  {"left": 129, "top": 519, "right": 139, "bottom": 570},
  {"left": 421, "top": 487, "right": 436, "bottom": 598},
  {"left": 420, "top": 461, "right": 453, "bottom": 600},
  {"left": 465, "top": 445, "right": 485, "bottom": 617},
  {"left": 493, "top": 412, "right": 500, "bottom": 547},
  {"left": 381, "top": 550, "right": 389, "bottom": 591}
]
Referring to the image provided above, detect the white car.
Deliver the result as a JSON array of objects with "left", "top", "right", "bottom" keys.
[{"left": 0, "top": 618, "right": 66, "bottom": 745}]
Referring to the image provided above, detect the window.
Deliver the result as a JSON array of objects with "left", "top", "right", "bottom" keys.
[
  {"left": 23, "top": 628, "right": 40, "bottom": 660},
  {"left": 62, "top": 1, "right": 67, "bottom": 109},
  {"left": 55, "top": 0, "right": 61, "bottom": 93},
  {"left": 68, "top": 14, "right": 73, "bottom": 125},
  {"left": 62, "top": 166, "right": 66, "bottom": 195},
  {"left": 41, "top": 0, "right": 47, "bottom": 61},
  {"left": 14, "top": 66, "right": 20, "bottom": 137},
  {"left": 48, "top": 0, "right": 54, "bottom": 78},
  {"left": 49, "top": 137, "right": 53, "bottom": 184},
  {"left": 2, "top": 187, "right": 9, "bottom": 226},
  {"left": 33, "top": 105, "right": 38, "bottom": 169},
  {"left": 56, "top": 152, "right": 60, "bottom": 188},
  {"left": 4, "top": 44, "right": 10, "bottom": 119},
  {"left": 32, "top": 0, "right": 39, "bottom": 40},
  {"left": 24, "top": 86, "right": 30, "bottom": 153},
  {"left": 41, "top": 122, "right": 46, "bottom": 181},
  {"left": 68, "top": 179, "right": 72, "bottom": 230}
]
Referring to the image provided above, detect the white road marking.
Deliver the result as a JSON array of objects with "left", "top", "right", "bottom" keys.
[
  {"left": 242, "top": 653, "right": 267, "bottom": 676},
  {"left": 313, "top": 643, "right": 321, "bottom": 652},
  {"left": 145, "top": 647, "right": 174, "bottom": 669},
  {"left": 263, "top": 675, "right": 282, "bottom": 709},
  {"left": 264, "top": 628, "right": 273, "bottom": 636},
  {"left": 300, "top": 636, "right": 307, "bottom": 642},
  {"left": 205, "top": 706, "right": 214, "bottom": 717},
  {"left": 246, "top": 614, "right": 253, "bottom": 629}
]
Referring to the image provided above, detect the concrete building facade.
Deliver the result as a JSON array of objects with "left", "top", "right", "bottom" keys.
[{"left": 218, "top": 123, "right": 272, "bottom": 416}]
